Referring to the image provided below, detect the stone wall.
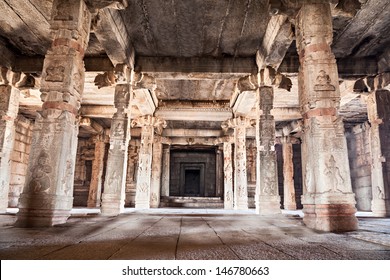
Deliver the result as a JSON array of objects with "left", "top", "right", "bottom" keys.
[
  {"left": 73, "top": 138, "right": 95, "bottom": 206},
  {"left": 8, "top": 116, "right": 33, "bottom": 207},
  {"left": 346, "top": 122, "right": 372, "bottom": 211},
  {"left": 170, "top": 149, "right": 216, "bottom": 197}
]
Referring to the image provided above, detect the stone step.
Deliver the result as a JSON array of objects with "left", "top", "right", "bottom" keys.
[{"left": 160, "top": 196, "right": 224, "bottom": 208}]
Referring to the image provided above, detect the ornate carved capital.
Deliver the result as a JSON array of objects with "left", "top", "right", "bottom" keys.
[
  {"left": 221, "top": 116, "right": 252, "bottom": 131},
  {"left": 114, "top": 84, "right": 130, "bottom": 111},
  {"left": 237, "top": 74, "right": 258, "bottom": 93},
  {"left": 133, "top": 73, "right": 156, "bottom": 91},
  {"left": 131, "top": 115, "right": 167, "bottom": 135}
]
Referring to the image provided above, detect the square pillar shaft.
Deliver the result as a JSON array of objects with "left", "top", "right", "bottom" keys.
[
  {"left": 255, "top": 86, "right": 280, "bottom": 215},
  {"left": 16, "top": 0, "right": 91, "bottom": 227},
  {"left": 296, "top": 3, "right": 357, "bottom": 231},
  {"left": 282, "top": 137, "right": 296, "bottom": 210},
  {"left": 150, "top": 137, "right": 163, "bottom": 208},
  {"left": 367, "top": 89, "right": 390, "bottom": 217},
  {"left": 223, "top": 142, "right": 234, "bottom": 209},
  {"left": 101, "top": 84, "right": 131, "bottom": 216},
  {"left": 87, "top": 137, "right": 106, "bottom": 208},
  {"left": 0, "top": 84, "right": 20, "bottom": 212},
  {"left": 161, "top": 146, "right": 170, "bottom": 197}
]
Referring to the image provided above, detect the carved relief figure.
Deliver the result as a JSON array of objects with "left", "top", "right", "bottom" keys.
[
  {"left": 324, "top": 155, "right": 344, "bottom": 192},
  {"left": 376, "top": 186, "right": 385, "bottom": 200},
  {"left": 108, "top": 170, "right": 121, "bottom": 193},
  {"left": 61, "top": 159, "right": 73, "bottom": 195},
  {"left": 46, "top": 66, "right": 65, "bottom": 82},
  {"left": 29, "top": 151, "right": 52, "bottom": 193},
  {"left": 314, "top": 70, "right": 335, "bottom": 91}
]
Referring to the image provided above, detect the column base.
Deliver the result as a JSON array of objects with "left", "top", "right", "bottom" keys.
[
  {"left": 234, "top": 198, "right": 248, "bottom": 210},
  {"left": 255, "top": 195, "right": 281, "bottom": 215},
  {"left": 87, "top": 200, "right": 101, "bottom": 208},
  {"left": 101, "top": 194, "right": 124, "bottom": 216},
  {"left": 135, "top": 201, "right": 150, "bottom": 209},
  {"left": 15, "top": 193, "right": 73, "bottom": 227},
  {"left": 303, "top": 204, "right": 358, "bottom": 232},
  {"left": 15, "top": 208, "right": 70, "bottom": 227},
  {"left": 284, "top": 204, "right": 297, "bottom": 211},
  {"left": 371, "top": 199, "right": 390, "bottom": 217}
]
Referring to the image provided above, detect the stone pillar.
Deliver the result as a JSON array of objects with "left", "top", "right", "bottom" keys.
[
  {"left": 223, "top": 141, "right": 233, "bottom": 209},
  {"left": 296, "top": 3, "right": 357, "bottom": 231},
  {"left": 367, "top": 90, "right": 390, "bottom": 217},
  {"left": 16, "top": 0, "right": 91, "bottom": 227},
  {"left": 161, "top": 145, "right": 170, "bottom": 197},
  {"left": 215, "top": 146, "right": 223, "bottom": 197},
  {"left": 0, "top": 75, "right": 20, "bottom": 212},
  {"left": 223, "top": 117, "right": 251, "bottom": 210},
  {"left": 87, "top": 135, "right": 107, "bottom": 208},
  {"left": 255, "top": 87, "right": 280, "bottom": 215},
  {"left": 101, "top": 82, "right": 132, "bottom": 216},
  {"left": 132, "top": 116, "right": 166, "bottom": 209},
  {"left": 282, "top": 136, "right": 296, "bottom": 210},
  {"left": 150, "top": 136, "right": 163, "bottom": 208}
]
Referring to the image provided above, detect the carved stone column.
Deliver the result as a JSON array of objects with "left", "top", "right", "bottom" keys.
[
  {"left": 223, "top": 117, "right": 251, "bottom": 210},
  {"left": 296, "top": 3, "right": 357, "bottom": 231},
  {"left": 367, "top": 90, "right": 390, "bottom": 217},
  {"left": 161, "top": 145, "right": 170, "bottom": 197},
  {"left": 282, "top": 136, "right": 296, "bottom": 210},
  {"left": 16, "top": 0, "right": 91, "bottom": 227},
  {"left": 0, "top": 72, "right": 21, "bottom": 212},
  {"left": 223, "top": 141, "right": 233, "bottom": 210},
  {"left": 150, "top": 136, "right": 163, "bottom": 208},
  {"left": 87, "top": 134, "right": 107, "bottom": 208},
  {"left": 101, "top": 81, "right": 132, "bottom": 216},
  {"left": 255, "top": 86, "right": 280, "bottom": 215},
  {"left": 215, "top": 146, "right": 223, "bottom": 197},
  {"left": 132, "top": 115, "right": 166, "bottom": 209}
]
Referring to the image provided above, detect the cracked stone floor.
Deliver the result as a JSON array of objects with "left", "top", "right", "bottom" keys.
[{"left": 0, "top": 208, "right": 389, "bottom": 260}]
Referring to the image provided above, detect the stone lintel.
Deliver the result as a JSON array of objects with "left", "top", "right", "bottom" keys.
[
  {"left": 135, "top": 56, "right": 257, "bottom": 74},
  {"left": 94, "top": 8, "right": 134, "bottom": 67},
  {"left": 256, "top": 14, "right": 293, "bottom": 70}
]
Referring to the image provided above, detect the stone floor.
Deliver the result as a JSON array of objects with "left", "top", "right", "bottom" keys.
[{"left": 0, "top": 208, "right": 389, "bottom": 260}]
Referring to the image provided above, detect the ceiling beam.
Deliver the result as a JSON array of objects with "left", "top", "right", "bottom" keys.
[
  {"left": 256, "top": 14, "right": 294, "bottom": 70},
  {"left": 93, "top": 7, "right": 135, "bottom": 68},
  {"left": 135, "top": 56, "right": 257, "bottom": 74}
]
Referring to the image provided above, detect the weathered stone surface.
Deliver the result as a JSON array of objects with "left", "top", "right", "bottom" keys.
[
  {"left": 255, "top": 86, "right": 280, "bottom": 215},
  {"left": 131, "top": 115, "right": 166, "bottom": 209},
  {"left": 101, "top": 83, "right": 131, "bottom": 216},
  {"left": 282, "top": 137, "right": 297, "bottom": 210},
  {"left": 0, "top": 85, "right": 20, "bottom": 212},
  {"left": 223, "top": 142, "right": 233, "bottom": 210},
  {"left": 296, "top": 3, "right": 358, "bottom": 232},
  {"left": 366, "top": 90, "right": 390, "bottom": 217},
  {"left": 150, "top": 136, "right": 163, "bottom": 208}
]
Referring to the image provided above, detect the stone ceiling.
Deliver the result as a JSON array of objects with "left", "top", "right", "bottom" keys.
[{"left": 1, "top": 0, "right": 389, "bottom": 137}]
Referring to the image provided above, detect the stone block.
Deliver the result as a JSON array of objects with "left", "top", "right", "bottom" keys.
[
  {"left": 10, "top": 174, "right": 25, "bottom": 186},
  {"left": 11, "top": 161, "right": 27, "bottom": 175}
]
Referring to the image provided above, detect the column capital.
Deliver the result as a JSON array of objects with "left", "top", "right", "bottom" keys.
[
  {"left": 131, "top": 115, "right": 167, "bottom": 135},
  {"left": 221, "top": 116, "right": 252, "bottom": 131}
]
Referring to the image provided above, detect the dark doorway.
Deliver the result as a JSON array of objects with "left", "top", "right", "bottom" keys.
[{"left": 185, "top": 169, "right": 201, "bottom": 196}]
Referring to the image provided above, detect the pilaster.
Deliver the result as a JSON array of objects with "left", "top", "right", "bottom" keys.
[
  {"left": 150, "top": 136, "right": 163, "bottom": 208},
  {"left": 282, "top": 136, "right": 296, "bottom": 210},
  {"left": 161, "top": 145, "right": 171, "bottom": 197},
  {"left": 87, "top": 134, "right": 108, "bottom": 208},
  {"left": 16, "top": 0, "right": 91, "bottom": 227},
  {"left": 223, "top": 141, "right": 233, "bottom": 210},
  {"left": 101, "top": 80, "right": 132, "bottom": 216},
  {"left": 296, "top": 3, "right": 357, "bottom": 231},
  {"left": 366, "top": 90, "right": 390, "bottom": 217},
  {"left": 0, "top": 71, "right": 21, "bottom": 212},
  {"left": 255, "top": 86, "right": 280, "bottom": 215},
  {"left": 223, "top": 117, "right": 251, "bottom": 210},
  {"left": 132, "top": 115, "right": 166, "bottom": 209}
]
